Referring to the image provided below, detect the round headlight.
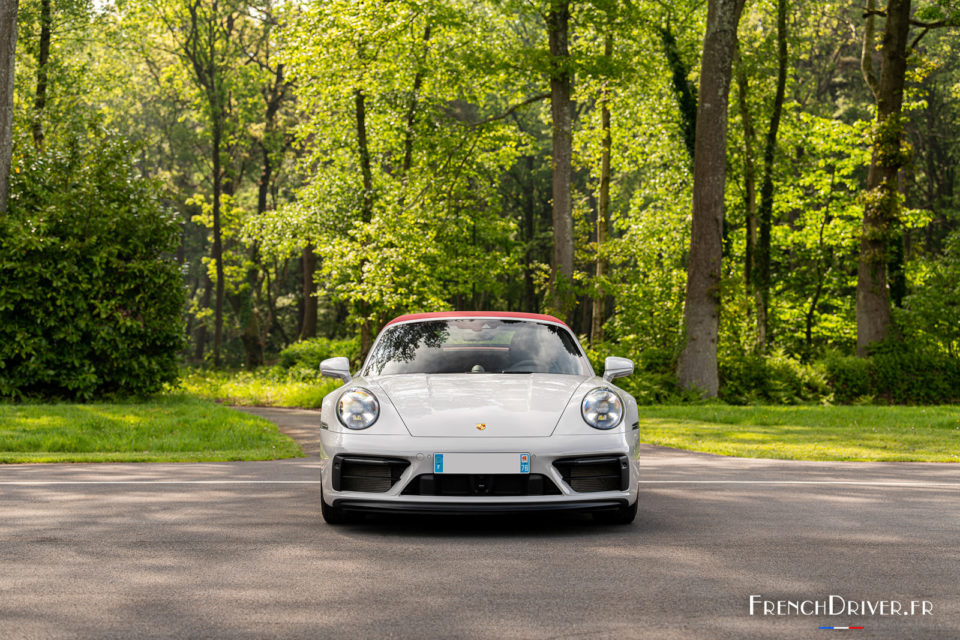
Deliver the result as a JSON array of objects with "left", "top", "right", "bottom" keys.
[
  {"left": 581, "top": 387, "right": 624, "bottom": 430},
  {"left": 336, "top": 387, "right": 380, "bottom": 430}
]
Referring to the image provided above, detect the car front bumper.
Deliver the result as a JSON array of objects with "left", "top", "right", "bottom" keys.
[{"left": 318, "top": 431, "right": 640, "bottom": 512}]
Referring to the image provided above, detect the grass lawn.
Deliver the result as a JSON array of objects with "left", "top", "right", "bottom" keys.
[
  {"left": 637, "top": 404, "right": 960, "bottom": 462},
  {"left": 180, "top": 369, "right": 339, "bottom": 409},
  {"left": 0, "top": 395, "right": 303, "bottom": 463}
]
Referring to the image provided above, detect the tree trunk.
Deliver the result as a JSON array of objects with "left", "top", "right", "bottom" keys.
[
  {"left": 734, "top": 54, "right": 759, "bottom": 344},
  {"left": 300, "top": 244, "right": 318, "bottom": 339},
  {"left": 523, "top": 156, "right": 537, "bottom": 313},
  {"left": 32, "top": 0, "right": 49, "bottom": 148},
  {"left": 240, "top": 309, "right": 262, "bottom": 369},
  {"left": 402, "top": 26, "right": 430, "bottom": 177},
  {"left": 240, "top": 68, "right": 285, "bottom": 368},
  {"left": 0, "top": 0, "right": 17, "bottom": 214},
  {"left": 676, "top": 0, "right": 746, "bottom": 397},
  {"left": 355, "top": 86, "right": 375, "bottom": 359},
  {"left": 660, "top": 25, "right": 697, "bottom": 163},
  {"left": 355, "top": 88, "right": 373, "bottom": 225},
  {"left": 856, "top": 0, "right": 911, "bottom": 356},
  {"left": 212, "top": 117, "right": 225, "bottom": 367},
  {"left": 195, "top": 273, "right": 212, "bottom": 361},
  {"left": 754, "top": 0, "right": 788, "bottom": 350},
  {"left": 591, "top": 35, "right": 612, "bottom": 345},
  {"left": 547, "top": 0, "right": 575, "bottom": 321}
]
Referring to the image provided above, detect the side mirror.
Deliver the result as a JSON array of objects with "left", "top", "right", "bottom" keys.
[
  {"left": 602, "top": 356, "right": 634, "bottom": 382},
  {"left": 320, "top": 356, "right": 352, "bottom": 382}
]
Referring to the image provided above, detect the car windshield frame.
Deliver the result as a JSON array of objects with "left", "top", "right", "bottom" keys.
[{"left": 360, "top": 318, "right": 593, "bottom": 377}]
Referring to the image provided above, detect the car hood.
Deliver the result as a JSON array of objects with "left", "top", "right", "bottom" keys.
[{"left": 372, "top": 374, "right": 586, "bottom": 437}]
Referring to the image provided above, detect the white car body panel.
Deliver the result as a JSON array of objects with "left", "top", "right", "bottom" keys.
[{"left": 360, "top": 373, "right": 584, "bottom": 437}]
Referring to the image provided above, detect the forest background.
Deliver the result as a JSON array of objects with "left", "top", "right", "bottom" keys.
[{"left": 1, "top": 0, "right": 959, "bottom": 406}]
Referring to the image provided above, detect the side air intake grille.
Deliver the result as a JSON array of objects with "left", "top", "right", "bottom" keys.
[
  {"left": 554, "top": 455, "right": 629, "bottom": 493},
  {"left": 332, "top": 456, "right": 409, "bottom": 493}
]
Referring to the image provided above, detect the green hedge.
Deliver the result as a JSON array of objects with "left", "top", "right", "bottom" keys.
[
  {"left": 719, "top": 350, "right": 830, "bottom": 405},
  {"left": 589, "top": 340, "right": 959, "bottom": 405},
  {"left": 720, "top": 344, "right": 960, "bottom": 405},
  {"left": 0, "top": 132, "right": 185, "bottom": 399},
  {"left": 278, "top": 336, "right": 361, "bottom": 371},
  {"left": 827, "top": 343, "right": 960, "bottom": 404}
]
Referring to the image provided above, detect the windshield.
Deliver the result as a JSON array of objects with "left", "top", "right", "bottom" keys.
[{"left": 362, "top": 319, "right": 590, "bottom": 376}]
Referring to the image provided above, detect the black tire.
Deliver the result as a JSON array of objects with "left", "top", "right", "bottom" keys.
[
  {"left": 320, "top": 485, "right": 352, "bottom": 525},
  {"left": 593, "top": 500, "right": 638, "bottom": 525}
]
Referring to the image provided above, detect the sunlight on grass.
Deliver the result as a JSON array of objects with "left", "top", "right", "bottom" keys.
[
  {"left": 0, "top": 396, "right": 303, "bottom": 463},
  {"left": 179, "top": 369, "right": 340, "bottom": 409},
  {"left": 636, "top": 405, "right": 960, "bottom": 461}
]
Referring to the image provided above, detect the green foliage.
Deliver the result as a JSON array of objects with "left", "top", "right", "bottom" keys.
[
  {"left": 0, "top": 131, "right": 186, "bottom": 399},
  {"left": 9, "top": 0, "right": 960, "bottom": 408},
  {"left": 867, "top": 341, "right": 960, "bottom": 404},
  {"left": 719, "top": 349, "right": 830, "bottom": 405},
  {"left": 717, "top": 345, "right": 960, "bottom": 406},
  {"left": 822, "top": 353, "right": 872, "bottom": 404},
  {"left": 900, "top": 229, "right": 960, "bottom": 356},
  {"left": 278, "top": 337, "right": 362, "bottom": 371},
  {"left": 584, "top": 341, "right": 699, "bottom": 405},
  {"left": 180, "top": 368, "right": 340, "bottom": 409}
]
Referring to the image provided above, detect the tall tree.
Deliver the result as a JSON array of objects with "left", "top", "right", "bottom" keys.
[
  {"left": 160, "top": 0, "right": 247, "bottom": 366},
  {"left": 660, "top": 24, "right": 697, "bottom": 163},
  {"left": 856, "top": 0, "right": 909, "bottom": 355},
  {"left": 735, "top": 52, "right": 758, "bottom": 331},
  {"left": 591, "top": 32, "right": 612, "bottom": 344},
  {"left": 856, "top": 0, "right": 957, "bottom": 355},
  {"left": 753, "top": 0, "right": 788, "bottom": 348},
  {"left": 547, "top": 0, "right": 575, "bottom": 320},
  {"left": 31, "top": 0, "right": 49, "bottom": 147},
  {"left": 300, "top": 245, "right": 317, "bottom": 339},
  {"left": 676, "top": 0, "right": 746, "bottom": 396},
  {"left": 239, "top": 1, "right": 295, "bottom": 367},
  {"left": 0, "top": 0, "right": 16, "bottom": 213}
]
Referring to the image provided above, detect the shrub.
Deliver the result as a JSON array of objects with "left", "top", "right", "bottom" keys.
[
  {"left": 0, "top": 132, "right": 185, "bottom": 399},
  {"left": 278, "top": 336, "right": 361, "bottom": 371},
  {"left": 867, "top": 341, "right": 960, "bottom": 404},
  {"left": 719, "top": 350, "right": 829, "bottom": 405},
  {"left": 584, "top": 341, "right": 694, "bottom": 405},
  {"left": 900, "top": 230, "right": 960, "bottom": 356},
  {"left": 822, "top": 352, "right": 872, "bottom": 404},
  {"left": 819, "top": 342, "right": 960, "bottom": 405}
]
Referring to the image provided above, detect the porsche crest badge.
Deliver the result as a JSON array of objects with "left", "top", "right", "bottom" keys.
[{"left": 475, "top": 423, "right": 487, "bottom": 431}]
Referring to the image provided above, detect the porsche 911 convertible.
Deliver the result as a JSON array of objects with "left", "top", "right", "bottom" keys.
[{"left": 317, "top": 311, "right": 640, "bottom": 524}]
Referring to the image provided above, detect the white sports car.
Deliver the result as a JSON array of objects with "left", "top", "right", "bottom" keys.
[{"left": 317, "top": 312, "right": 640, "bottom": 524}]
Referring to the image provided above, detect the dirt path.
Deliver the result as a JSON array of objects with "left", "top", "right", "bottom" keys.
[{"left": 233, "top": 406, "right": 324, "bottom": 457}]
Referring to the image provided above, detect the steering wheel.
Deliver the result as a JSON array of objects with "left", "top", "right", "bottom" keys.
[{"left": 504, "top": 359, "right": 538, "bottom": 373}]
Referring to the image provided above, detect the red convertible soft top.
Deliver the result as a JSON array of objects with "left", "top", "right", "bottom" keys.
[{"left": 384, "top": 311, "right": 569, "bottom": 328}]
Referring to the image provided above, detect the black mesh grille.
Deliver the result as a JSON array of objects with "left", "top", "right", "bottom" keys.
[
  {"left": 401, "top": 474, "right": 562, "bottom": 496},
  {"left": 554, "top": 455, "right": 629, "bottom": 492},
  {"left": 333, "top": 456, "right": 409, "bottom": 493}
]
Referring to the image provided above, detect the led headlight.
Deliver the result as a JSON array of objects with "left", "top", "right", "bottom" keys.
[
  {"left": 336, "top": 387, "right": 380, "bottom": 430},
  {"left": 581, "top": 387, "right": 624, "bottom": 430}
]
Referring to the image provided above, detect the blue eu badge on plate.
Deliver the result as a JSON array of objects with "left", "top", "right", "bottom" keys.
[{"left": 434, "top": 453, "right": 443, "bottom": 473}]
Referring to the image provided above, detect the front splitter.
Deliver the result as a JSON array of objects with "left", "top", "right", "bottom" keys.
[{"left": 332, "top": 498, "right": 629, "bottom": 515}]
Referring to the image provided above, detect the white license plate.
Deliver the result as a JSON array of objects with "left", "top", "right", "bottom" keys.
[{"left": 433, "top": 452, "right": 530, "bottom": 474}]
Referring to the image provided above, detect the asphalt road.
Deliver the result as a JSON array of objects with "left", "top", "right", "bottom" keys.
[{"left": 1, "top": 407, "right": 957, "bottom": 639}]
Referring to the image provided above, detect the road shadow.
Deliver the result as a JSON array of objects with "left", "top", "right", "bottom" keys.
[{"left": 320, "top": 507, "right": 668, "bottom": 540}]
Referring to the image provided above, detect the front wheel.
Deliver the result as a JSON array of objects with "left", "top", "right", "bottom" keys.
[{"left": 593, "top": 500, "right": 638, "bottom": 525}]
